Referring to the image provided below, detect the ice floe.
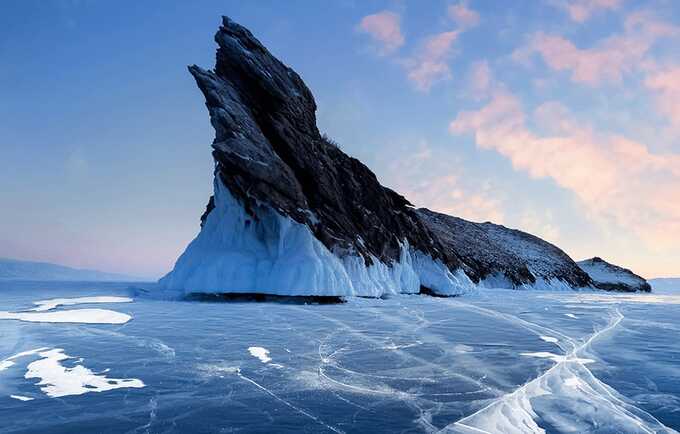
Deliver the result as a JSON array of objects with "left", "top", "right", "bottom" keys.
[
  {"left": 0, "top": 347, "right": 50, "bottom": 371},
  {"left": 31, "top": 296, "right": 132, "bottom": 312},
  {"left": 10, "top": 395, "right": 34, "bottom": 401},
  {"left": 25, "top": 348, "right": 144, "bottom": 397},
  {"left": 248, "top": 346, "right": 272, "bottom": 363},
  {"left": 0, "top": 308, "right": 131, "bottom": 324},
  {"left": 539, "top": 335, "right": 558, "bottom": 344},
  {"left": 520, "top": 351, "right": 594, "bottom": 364}
]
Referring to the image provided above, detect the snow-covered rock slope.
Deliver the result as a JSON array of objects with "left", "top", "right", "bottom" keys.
[
  {"left": 577, "top": 257, "right": 651, "bottom": 292},
  {"left": 161, "top": 16, "right": 646, "bottom": 297},
  {"left": 417, "top": 209, "right": 591, "bottom": 290}
]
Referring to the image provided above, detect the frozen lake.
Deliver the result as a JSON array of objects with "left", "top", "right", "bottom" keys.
[{"left": 1, "top": 281, "right": 679, "bottom": 433}]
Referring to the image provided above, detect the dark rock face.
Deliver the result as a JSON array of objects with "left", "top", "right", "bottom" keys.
[
  {"left": 577, "top": 257, "right": 652, "bottom": 292},
  {"left": 417, "top": 209, "right": 592, "bottom": 288},
  {"left": 189, "top": 16, "right": 461, "bottom": 269},
  {"left": 179, "top": 16, "right": 654, "bottom": 294}
]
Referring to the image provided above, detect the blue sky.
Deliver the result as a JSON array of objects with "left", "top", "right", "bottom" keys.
[{"left": 1, "top": 0, "right": 679, "bottom": 278}]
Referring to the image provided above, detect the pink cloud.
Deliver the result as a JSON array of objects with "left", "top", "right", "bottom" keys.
[
  {"left": 551, "top": 0, "right": 623, "bottom": 23},
  {"left": 644, "top": 65, "right": 680, "bottom": 130},
  {"left": 450, "top": 90, "right": 680, "bottom": 249},
  {"left": 357, "top": 11, "right": 404, "bottom": 55},
  {"left": 385, "top": 142, "right": 505, "bottom": 223},
  {"left": 515, "top": 12, "right": 679, "bottom": 85},
  {"left": 448, "top": 2, "right": 480, "bottom": 29},
  {"left": 405, "top": 31, "right": 460, "bottom": 91},
  {"left": 469, "top": 60, "right": 492, "bottom": 97}
]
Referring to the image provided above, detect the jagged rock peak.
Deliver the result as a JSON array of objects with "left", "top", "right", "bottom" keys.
[{"left": 187, "top": 15, "right": 459, "bottom": 269}]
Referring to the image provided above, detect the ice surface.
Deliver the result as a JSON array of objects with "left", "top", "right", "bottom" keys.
[
  {"left": 25, "top": 348, "right": 145, "bottom": 397},
  {"left": 31, "top": 296, "right": 132, "bottom": 312},
  {"left": 160, "top": 178, "right": 474, "bottom": 297},
  {"left": 450, "top": 308, "right": 674, "bottom": 434},
  {"left": 10, "top": 395, "right": 33, "bottom": 401},
  {"left": 1, "top": 282, "right": 679, "bottom": 432},
  {"left": 0, "top": 308, "right": 131, "bottom": 324}
]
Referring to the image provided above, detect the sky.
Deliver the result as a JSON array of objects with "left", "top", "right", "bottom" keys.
[{"left": 1, "top": 0, "right": 679, "bottom": 279}]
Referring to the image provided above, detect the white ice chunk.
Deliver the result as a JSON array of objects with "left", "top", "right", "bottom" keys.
[
  {"left": 565, "top": 313, "right": 577, "bottom": 319},
  {"left": 0, "top": 309, "right": 131, "bottom": 324},
  {"left": 0, "top": 347, "right": 50, "bottom": 371},
  {"left": 10, "top": 395, "right": 34, "bottom": 401},
  {"left": 25, "top": 348, "right": 144, "bottom": 398},
  {"left": 31, "top": 296, "right": 132, "bottom": 312},
  {"left": 248, "top": 346, "right": 272, "bottom": 363},
  {"left": 520, "top": 351, "right": 594, "bottom": 364},
  {"left": 539, "top": 336, "right": 558, "bottom": 343}
]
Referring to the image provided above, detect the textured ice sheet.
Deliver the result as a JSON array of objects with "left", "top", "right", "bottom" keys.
[{"left": 1, "top": 283, "right": 679, "bottom": 433}]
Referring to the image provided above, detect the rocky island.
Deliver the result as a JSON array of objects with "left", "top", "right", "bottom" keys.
[{"left": 159, "top": 17, "right": 649, "bottom": 297}]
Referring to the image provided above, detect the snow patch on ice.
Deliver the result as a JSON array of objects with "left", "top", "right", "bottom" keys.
[
  {"left": 565, "top": 313, "right": 578, "bottom": 319},
  {"left": 160, "top": 178, "right": 474, "bottom": 297},
  {"left": 454, "top": 344, "right": 474, "bottom": 353},
  {"left": 25, "top": 348, "right": 144, "bottom": 398},
  {"left": 0, "top": 309, "right": 131, "bottom": 324},
  {"left": 520, "top": 351, "right": 594, "bottom": 364},
  {"left": 539, "top": 336, "right": 558, "bottom": 344},
  {"left": 31, "top": 296, "right": 132, "bottom": 312},
  {"left": 0, "top": 348, "right": 50, "bottom": 371},
  {"left": 248, "top": 346, "right": 272, "bottom": 363}
]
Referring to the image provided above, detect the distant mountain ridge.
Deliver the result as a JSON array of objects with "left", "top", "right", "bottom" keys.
[{"left": 0, "top": 258, "right": 146, "bottom": 282}]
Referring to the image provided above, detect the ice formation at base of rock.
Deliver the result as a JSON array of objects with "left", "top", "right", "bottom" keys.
[{"left": 160, "top": 179, "right": 475, "bottom": 298}]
